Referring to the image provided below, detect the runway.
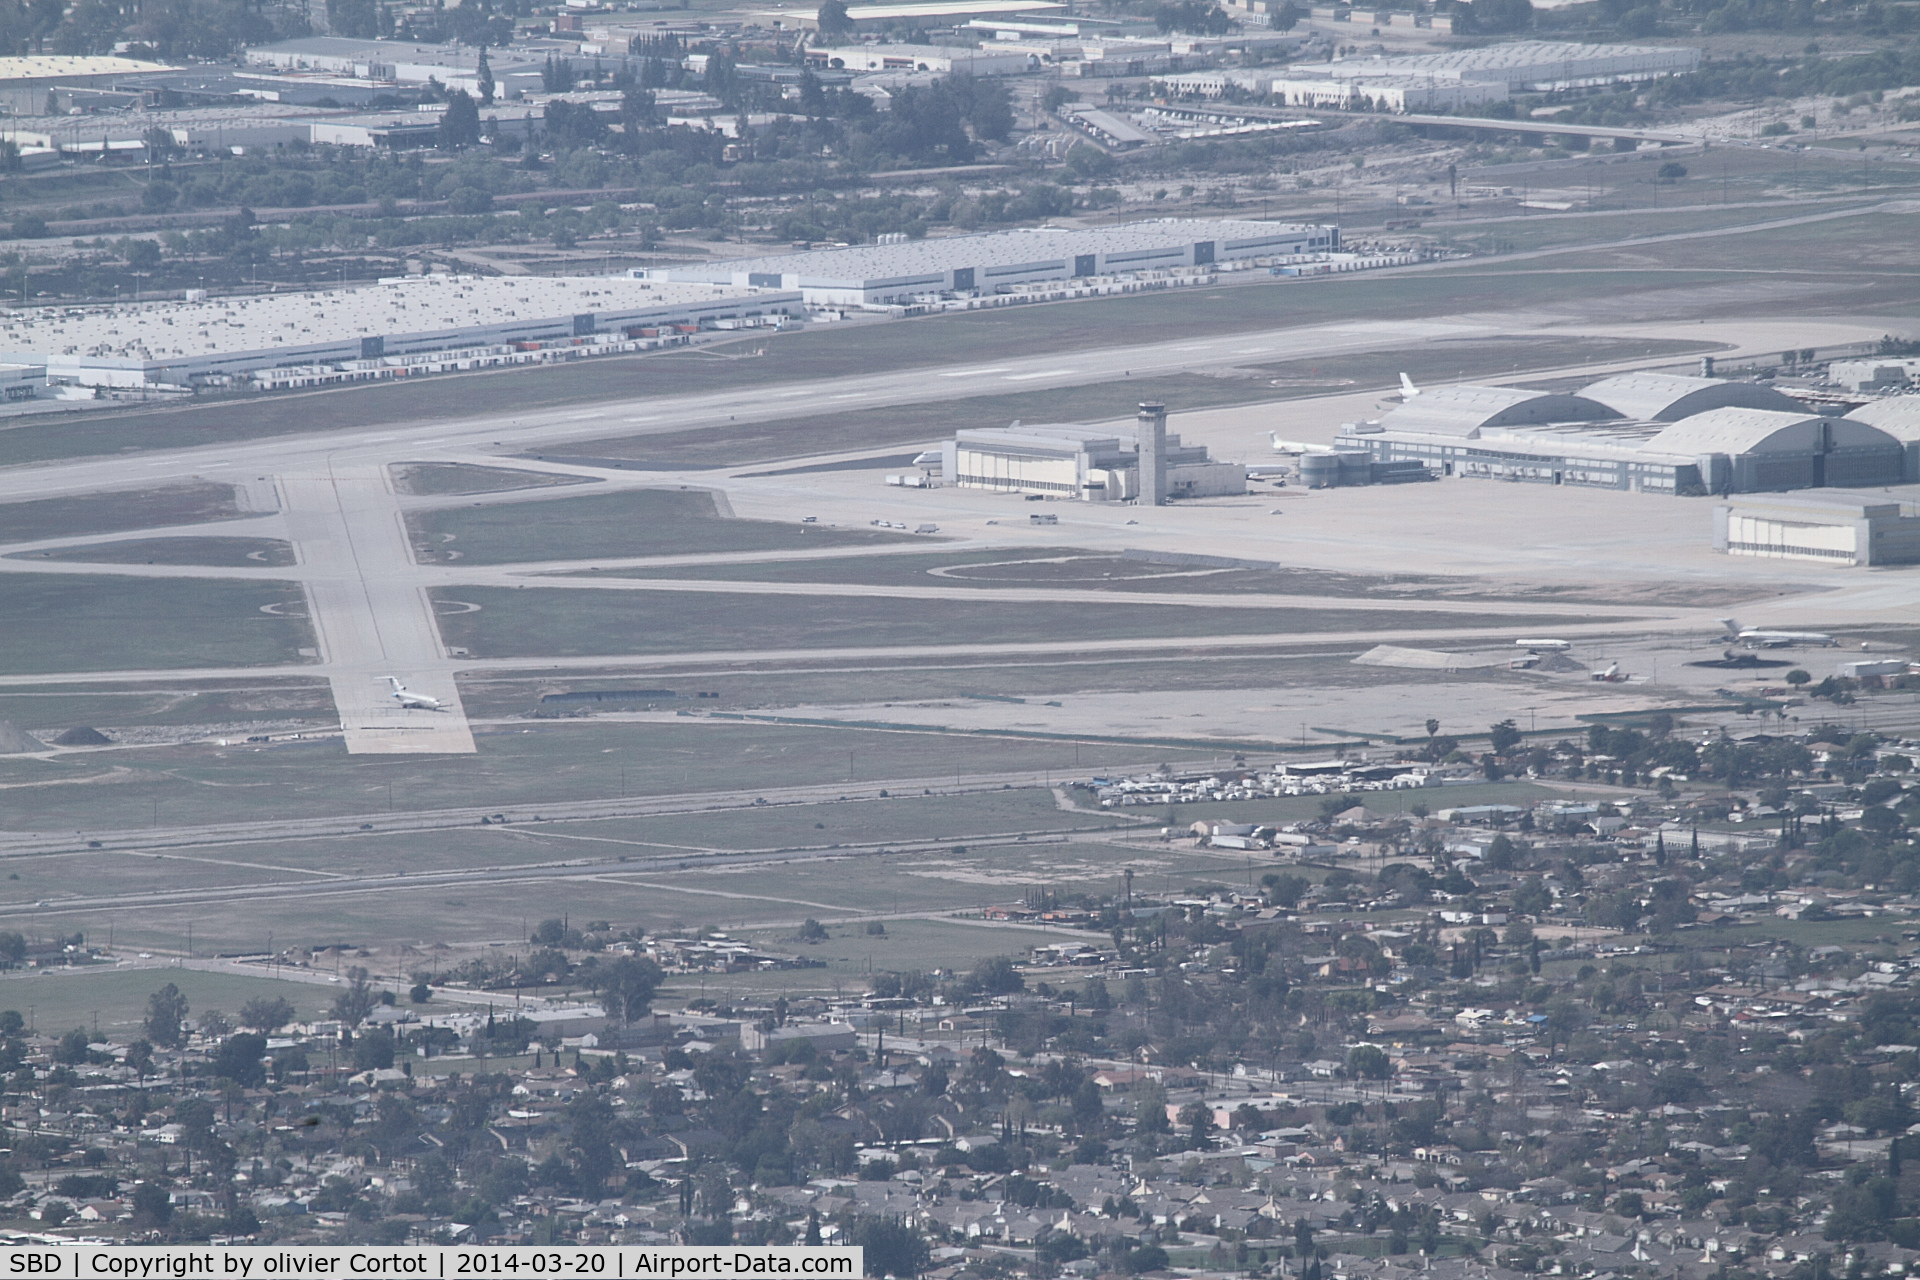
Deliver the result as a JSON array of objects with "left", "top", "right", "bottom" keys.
[{"left": 0, "top": 299, "right": 1903, "bottom": 755}]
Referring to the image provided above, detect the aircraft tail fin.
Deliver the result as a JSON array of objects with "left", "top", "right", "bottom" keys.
[
  {"left": 1717, "top": 618, "right": 1741, "bottom": 637},
  {"left": 1399, "top": 373, "right": 1420, "bottom": 399}
]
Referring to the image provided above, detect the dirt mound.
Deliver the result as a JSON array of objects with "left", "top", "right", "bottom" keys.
[
  {"left": 0, "top": 722, "right": 46, "bottom": 753},
  {"left": 54, "top": 726, "right": 112, "bottom": 746},
  {"left": 1535, "top": 653, "right": 1589, "bottom": 674}
]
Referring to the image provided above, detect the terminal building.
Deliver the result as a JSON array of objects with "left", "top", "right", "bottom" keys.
[
  {"left": 1338, "top": 373, "right": 1906, "bottom": 495},
  {"left": 939, "top": 403, "right": 1244, "bottom": 503},
  {"left": 654, "top": 219, "right": 1339, "bottom": 306},
  {"left": 0, "top": 274, "right": 801, "bottom": 389}
]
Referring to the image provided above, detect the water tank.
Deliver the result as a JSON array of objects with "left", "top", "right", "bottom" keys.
[{"left": 1299, "top": 454, "right": 1340, "bottom": 488}]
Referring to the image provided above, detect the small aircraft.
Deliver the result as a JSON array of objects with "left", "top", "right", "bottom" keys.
[
  {"left": 1515, "top": 638, "right": 1572, "bottom": 653},
  {"left": 386, "top": 678, "right": 445, "bottom": 711},
  {"left": 1591, "top": 662, "right": 1625, "bottom": 683},
  {"left": 1718, "top": 618, "right": 1836, "bottom": 649}
]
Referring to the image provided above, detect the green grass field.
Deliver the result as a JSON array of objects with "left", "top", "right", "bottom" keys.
[
  {"left": 408, "top": 488, "right": 914, "bottom": 565},
  {"left": 0, "top": 720, "right": 1156, "bottom": 833},
  {"left": 0, "top": 678, "right": 334, "bottom": 734},
  {"left": 0, "top": 575, "right": 317, "bottom": 675},
  {"left": 0, "top": 965, "right": 339, "bottom": 1038},
  {"left": 14, "top": 536, "right": 297, "bottom": 567},
  {"left": 429, "top": 584, "right": 1591, "bottom": 659},
  {"left": 0, "top": 483, "right": 240, "bottom": 544},
  {"left": 393, "top": 462, "right": 596, "bottom": 496},
  {"left": 456, "top": 649, "right": 1482, "bottom": 720}
]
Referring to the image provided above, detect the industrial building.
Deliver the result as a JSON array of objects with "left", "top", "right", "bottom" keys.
[
  {"left": 656, "top": 219, "right": 1339, "bottom": 306},
  {"left": 1339, "top": 374, "right": 1906, "bottom": 495},
  {"left": 0, "top": 55, "right": 171, "bottom": 116},
  {"left": 1302, "top": 41, "right": 1701, "bottom": 93},
  {"left": 939, "top": 403, "right": 1243, "bottom": 503},
  {"left": 1714, "top": 494, "right": 1920, "bottom": 566},
  {"left": 1190, "top": 41, "right": 1702, "bottom": 114},
  {"left": 1833, "top": 359, "right": 1920, "bottom": 393},
  {"left": 750, "top": 0, "right": 1066, "bottom": 30},
  {"left": 0, "top": 274, "right": 800, "bottom": 389},
  {"left": 804, "top": 44, "right": 1035, "bottom": 73}
]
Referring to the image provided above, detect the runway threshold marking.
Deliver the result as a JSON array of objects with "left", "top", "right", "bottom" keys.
[{"left": 1004, "top": 370, "right": 1075, "bottom": 381}]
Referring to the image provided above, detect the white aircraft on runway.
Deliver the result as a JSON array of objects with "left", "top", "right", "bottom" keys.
[
  {"left": 1516, "top": 638, "right": 1573, "bottom": 653},
  {"left": 1718, "top": 619, "right": 1837, "bottom": 649},
  {"left": 385, "top": 678, "right": 445, "bottom": 711}
]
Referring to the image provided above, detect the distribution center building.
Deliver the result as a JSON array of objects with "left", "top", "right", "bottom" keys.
[
  {"left": 1340, "top": 374, "right": 1905, "bottom": 495},
  {"left": 0, "top": 275, "right": 801, "bottom": 389},
  {"left": 654, "top": 219, "right": 1339, "bottom": 306}
]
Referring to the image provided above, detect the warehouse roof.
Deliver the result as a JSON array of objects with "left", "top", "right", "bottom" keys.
[
  {"left": 1581, "top": 373, "right": 1806, "bottom": 422},
  {"left": 1847, "top": 395, "right": 1920, "bottom": 439},
  {"left": 1644, "top": 408, "right": 1891, "bottom": 457},
  {"left": 1313, "top": 41, "right": 1698, "bottom": 82},
  {"left": 668, "top": 219, "right": 1330, "bottom": 289},
  {"left": 0, "top": 55, "right": 172, "bottom": 82},
  {"left": 0, "top": 275, "right": 752, "bottom": 364},
  {"left": 1378, "top": 385, "right": 1621, "bottom": 438}
]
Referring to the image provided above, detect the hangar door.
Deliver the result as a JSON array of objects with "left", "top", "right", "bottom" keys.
[{"left": 1724, "top": 513, "right": 1858, "bottom": 563}]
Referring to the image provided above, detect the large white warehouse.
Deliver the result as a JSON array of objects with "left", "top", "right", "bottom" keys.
[
  {"left": 1306, "top": 42, "right": 1701, "bottom": 93},
  {"left": 655, "top": 219, "right": 1339, "bottom": 306},
  {"left": 0, "top": 275, "right": 801, "bottom": 389}
]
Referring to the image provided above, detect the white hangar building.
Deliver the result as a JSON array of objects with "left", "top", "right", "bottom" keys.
[
  {"left": 1344, "top": 373, "right": 1905, "bottom": 495},
  {"left": 0, "top": 274, "right": 801, "bottom": 389},
  {"left": 1845, "top": 395, "right": 1920, "bottom": 481},
  {"left": 655, "top": 219, "right": 1339, "bottom": 306}
]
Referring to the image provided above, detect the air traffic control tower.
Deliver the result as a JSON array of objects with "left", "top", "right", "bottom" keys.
[{"left": 1138, "top": 402, "right": 1167, "bottom": 505}]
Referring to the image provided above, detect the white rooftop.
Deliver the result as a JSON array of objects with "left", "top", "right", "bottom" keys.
[
  {"left": 0, "top": 275, "right": 740, "bottom": 365},
  {"left": 669, "top": 218, "right": 1326, "bottom": 286}
]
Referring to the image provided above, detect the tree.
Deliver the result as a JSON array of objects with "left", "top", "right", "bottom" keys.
[
  {"left": 797, "top": 918, "right": 829, "bottom": 942},
  {"left": 591, "top": 955, "right": 664, "bottom": 1026},
  {"left": 351, "top": 1028, "right": 396, "bottom": 1071},
  {"left": 440, "top": 90, "right": 481, "bottom": 149},
  {"left": 331, "top": 966, "right": 378, "bottom": 1026},
  {"left": 1178, "top": 1100, "right": 1214, "bottom": 1145},
  {"left": 125, "top": 1039, "right": 154, "bottom": 1088},
  {"left": 1787, "top": 668, "right": 1812, "bottom": 687},
  {"left": 1347, "top": 1044, "right": 1391, "bottom": 1079},
  {"left": 145, "top": 983, "right": 188, "bottom": 1048},
  {"left": 213, "top": 1032, "right": 267, "bottom": 1088},
  {"left": 816, "top": 0, "right": 853, "bottom": 36},
  {"left": 1454, "top": 0, "right": 1532, "bottom": 32},
  {"left": 239, "top": 996, "right": 296, "bottom": 1034},
  {"left": 852, "top": 1218, "right": 929, "bottom": 1277},
  {"left": 476, "top": 47, "right": 495, "bottom": 105},
  {"left": 1489, "top": 719, "right": 1523, "bottom": 754},
  {"left": 54, "top": 1027, "right": 90, "bottom": 1064},
  {"left": 970, "top": 955, "right": 1024, "bottom": 995},
  {"left": 131, "top": 1181, "right": 172, "bottom": 1228},
  {"left": 1658, "top": 161, "right": 1689, "bottom": 181}
]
